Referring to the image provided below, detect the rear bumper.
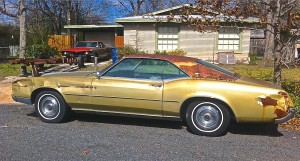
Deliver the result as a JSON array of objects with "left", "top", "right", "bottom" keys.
[
  {"left": 12, "top": 95, "right": 32, "bottom": 105},
  {"left": 274, "top": 108, "right": 298, "bottom": 124}
]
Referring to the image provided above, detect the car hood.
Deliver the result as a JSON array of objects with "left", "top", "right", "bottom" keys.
[
  {"left": 62, "top": 47, "right": 93, "bottom": 52},
  {"left": 235, "top": 76, "right": 281, "bottom": 89}
]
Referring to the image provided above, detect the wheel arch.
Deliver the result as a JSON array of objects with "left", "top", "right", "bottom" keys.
[
  {"left": 180, "top": 97, "right": 236, "bottom": 123},
  {"left": 31, "top": 88, "right": 62, "bottom": 104}
]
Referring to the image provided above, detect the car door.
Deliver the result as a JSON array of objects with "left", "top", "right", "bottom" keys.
[{"left": 90, "top": 58, "right": 165, "bottom": 116}]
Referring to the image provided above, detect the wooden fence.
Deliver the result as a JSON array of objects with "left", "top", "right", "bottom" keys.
[{"left": 48, "top": 35, "right": 76, "bottom": 53}]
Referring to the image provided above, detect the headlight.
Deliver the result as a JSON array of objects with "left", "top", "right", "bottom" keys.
[{"left": 85, "top": 51, "right": 89, "bottom": 55}]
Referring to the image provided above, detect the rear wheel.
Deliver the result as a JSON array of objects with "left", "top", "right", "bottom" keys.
[
  {"left": 186, "top": 101, "right": 230, "bottom": 137},
  {"left": 35, "top": 91, "right": 69, "bottom": 123}
]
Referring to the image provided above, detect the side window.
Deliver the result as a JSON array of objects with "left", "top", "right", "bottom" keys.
[
  {"left": 104, "top": 59, "right": 142, "bottom": 78},
  {"left": 134, "top": 59, "right": 165, "bottom": 80},
  {"left": 103, "top": 58, "right": 189, "bottom": 80},
  {"left": 163, "top": 62, "right": 189, "bottom": 80}
]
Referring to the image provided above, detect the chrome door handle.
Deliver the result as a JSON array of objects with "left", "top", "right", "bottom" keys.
[{"left": 151, "top": 84, "right": 162, "bottom": 87}]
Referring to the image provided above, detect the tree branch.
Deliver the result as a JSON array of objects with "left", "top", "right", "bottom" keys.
[
  {"left": 0, "top": 0, "right": 17, "bottom": 17},
  {"left": 117, "top": 0, "right": 134, "bottom": 15}
]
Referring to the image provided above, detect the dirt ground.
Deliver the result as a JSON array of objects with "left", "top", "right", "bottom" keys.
[{"left": 0, "top": 78, "right": 21, "bottom": 104}]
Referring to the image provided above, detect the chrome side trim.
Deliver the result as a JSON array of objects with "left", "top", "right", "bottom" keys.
[
  {"left": 163, "top": 100, "right": 180, "bottom": 103},
  {"left": 65, "top": 93, "right": 177, "bottom": 103},
  {"left": 65, "top": 93, "right": 90, "bottom": 96},
  {"left": 72, "top": 108, "right": 181, "bottom": 121},
  {"left": 274, "top": 108, "right": 297, "bottom": 124},
  {"left": 92, "top": 95, "right": 161, "bottom": 102}
]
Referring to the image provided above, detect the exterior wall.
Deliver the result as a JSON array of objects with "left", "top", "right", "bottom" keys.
[
  {"left": 179, "top": 25, "right": 216, "bottom": 58},
  {"left": 122, "top": 23, "right": 250, "bottom": 61},
  {"left": 241, "top": 29, "right": 250, "bottom": 55},
  {"left": 123, "top": 23, "right": 156, "bottom": 53},
  {"left": 85, "top": 31, "right": 115, "bottom": 47}
]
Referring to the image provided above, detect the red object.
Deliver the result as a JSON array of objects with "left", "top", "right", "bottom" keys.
[{"left": 62, "top": 47, "right": 92, "bottom": 53}]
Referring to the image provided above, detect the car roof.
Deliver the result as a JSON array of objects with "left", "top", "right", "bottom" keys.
[
  {"left": 126, "top": 54, "right": 198, "bottom": 63},
  {"left": 125, "top": 54, "right": 236, "bottom": 81}
]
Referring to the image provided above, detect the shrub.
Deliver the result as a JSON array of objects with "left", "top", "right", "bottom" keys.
[
  {"left": 167, "top": 49, "right": 187, "bottom": 56},
  {"left": 117, "top": 45, "right": 187, "bottom": 58},
  {"left": 248, "top": 53, "right": 262, "bottom": 65},
  {"left": 282, "top": 81, "right": 300, "bottom": 114},
  {"left": 154, "top": 50, "right": 168, "bottom": 55},
  {"left": 117, "top": 45, "right": 148, "bottom": 58},
  {"left": 25, "top": 44, "right": 57, "bottom": 59},
  {"left": 154, "top": 49, "right": 187, "bottom": 56}
]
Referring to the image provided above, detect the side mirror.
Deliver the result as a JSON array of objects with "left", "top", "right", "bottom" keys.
[{"left": 96, "top": 71, "right": 101, "bottom": 79}]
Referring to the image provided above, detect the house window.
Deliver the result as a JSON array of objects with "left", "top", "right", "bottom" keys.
[
  {"left": 218, "top": 27, "right": 240, "bottom": 51},
  {"left": 157, "top": 26, "right": 178, "bottom": 50}
]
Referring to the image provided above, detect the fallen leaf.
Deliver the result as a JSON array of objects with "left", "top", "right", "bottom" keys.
[{"left": 82, "top": 148, "right": 89, "bottom": 156}]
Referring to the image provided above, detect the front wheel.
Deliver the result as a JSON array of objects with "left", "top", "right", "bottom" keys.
[
  {"left": 35, "top": 91, "right": 69, "bottom": 123},
  {"left": 186, "top": 101, "right": 230, "bottom": 137}
]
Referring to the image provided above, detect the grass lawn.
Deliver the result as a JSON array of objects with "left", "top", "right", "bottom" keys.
[
  {"left": 221, "top": 64, "right": 300, "bottom": 81},
  {"left": 0, "top": 63, "right": 22, "bottom": 80}
]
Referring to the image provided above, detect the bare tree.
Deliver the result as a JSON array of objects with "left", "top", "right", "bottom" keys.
[
  {"left": 167, "top": 0, "right": 300, "bottom": 85},
  {"left": 31, "top": 0, "right": 108, "bottom": 35},
  {"left": 117, "top": 0, "right": 146, "bottom": 16},
  {"left": 116, "top": 0, "right": 198, "bottom": 16},
  {"left": 0, "top": 0, "right": 26, "bottom": 59}
]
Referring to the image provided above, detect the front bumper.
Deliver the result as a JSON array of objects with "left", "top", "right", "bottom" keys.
[
  {"left": 274, "top": 108, "right": 298, "bottom": 124},
  {"left": 12, "top": 95, "right": 32, "bottom": 105}
]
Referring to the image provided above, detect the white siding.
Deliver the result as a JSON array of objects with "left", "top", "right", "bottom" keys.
[
  {"left": 123, "top": 23, "right": 156, "bottom": 53},
  {"left": 122, "top": 23, "right": 250, "bottom": 60},
  {"left": 241, "top": 29, "right": 250, "bottom": 54},
  {"left": 180, "top": 26, "right": 217, "bottom": 57}
]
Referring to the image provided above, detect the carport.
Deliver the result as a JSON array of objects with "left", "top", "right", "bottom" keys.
[{"left": 64, "top": 24, "right": 124, "bottom": 47}]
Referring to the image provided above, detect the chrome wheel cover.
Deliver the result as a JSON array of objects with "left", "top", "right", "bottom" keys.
[
  {"left": 38, "top": 94, "right": 60, "bottom": 120},
  {"left": 191, "top": 102, "right": 223, "bottom": 132}
]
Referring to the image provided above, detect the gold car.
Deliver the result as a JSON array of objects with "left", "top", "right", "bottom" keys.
[{"left": 12, "top": 54, "right": 297, "bottom": 136}]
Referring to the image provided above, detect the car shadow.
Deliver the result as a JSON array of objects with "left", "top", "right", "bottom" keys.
[
  {"left": 71, "top": 112, "right": 184, "bottom": 129},
  {"left": 26, "top": 111, "right": 284, "bottom": 137},
  {"left": 228, "top": 122, "right": 283, "bottom": 137}
]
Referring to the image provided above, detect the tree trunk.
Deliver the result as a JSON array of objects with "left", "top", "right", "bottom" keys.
[
  {"left": 66, "top": 0, "right": 71, "bottom": 34},
  {"left": 264, "top": 14, "right": 275, "bottom": 61},
  {"left": 273, "top": 49, "right": 282, "bottom": 86},
  {"left": 272, "top": 0, "right": 282, "bottom": 86},
  {"left": 18, "top": 0, "right": 26, "bottom": 59}
]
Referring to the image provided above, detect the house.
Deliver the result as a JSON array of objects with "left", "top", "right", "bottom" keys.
[{"left": 116, "top": 4, "right": 260, "bottom": 62}]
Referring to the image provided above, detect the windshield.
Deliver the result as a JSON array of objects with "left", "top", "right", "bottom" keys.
[
  {"left": 97, "top": 63, "right": 115, "bottom": 76},
  {"left": 196, "top": 59, "right": 238, "bottom": 77},
  {"left": 75, "top": 42, "right": 97, "bottom": 47}
]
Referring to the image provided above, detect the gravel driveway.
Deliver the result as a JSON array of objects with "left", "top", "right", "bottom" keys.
[{"left": 0, "top": 104, "right": 299, "bottom": 161}]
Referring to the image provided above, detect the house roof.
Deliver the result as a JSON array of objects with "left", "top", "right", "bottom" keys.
[
  {"left": 144, "top": 4, "right": 191, "bottom": 16},
  {"left": 116, "top": 15, "right": 259, "bottom": 23},
  {"left": 64, "top": 24, "right": 123, "bottom": 29},
  {"left": 115, "top": 4, "right": 260, "bottom": 24}
]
